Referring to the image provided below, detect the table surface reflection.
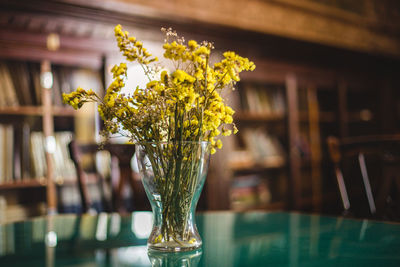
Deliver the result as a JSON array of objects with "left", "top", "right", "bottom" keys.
[{"left": 0, "top": 211, "right": 399, "bottom": 266}]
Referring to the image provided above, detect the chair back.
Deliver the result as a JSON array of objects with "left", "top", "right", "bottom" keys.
[
  {"left": 68, "top": 140, "right": 149, "bottom": 213},
  {"left": 327, "top": 135, "right": 400, "bottom": 220}
]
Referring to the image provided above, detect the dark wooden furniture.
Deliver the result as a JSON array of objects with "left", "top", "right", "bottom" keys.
[
  {"left": 68, "top": 140, "right": 149, "bottom": 213},
  {"left": 327, "top": 135, "right": 400, "bottom": 220}
]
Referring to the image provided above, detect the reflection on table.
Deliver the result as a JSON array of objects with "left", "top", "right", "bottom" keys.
[{"left": 0, "top": 211, "right": 399, "bottom": 266}]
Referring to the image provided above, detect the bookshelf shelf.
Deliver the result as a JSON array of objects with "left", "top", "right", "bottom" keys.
[
  {"left": 0, "top": 180, "right": 46, "bottom": 190},
  {"left": 299, "top": 111, "right": 336, "bottom": 123},
  {"left": 52, "top": 106, "right": 77, "bottom": 117},
  {"left": 0, "top": 176, "right": 91, "bottom": 190},
  {"left": 0, "top": 106, "right": 76, "bottom": 116},
  {"left": 230, "top": 161, "right": 286, "bottom": 173},
  {"left": 347, "top": 110, "right": 374, "bottom": 123},
  {"left": 234, "top": 112, "right": 285, "bottom": 122}
]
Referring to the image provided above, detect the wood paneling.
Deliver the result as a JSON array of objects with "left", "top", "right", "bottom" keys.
[{"left": 47, "top": 0, "right": 400, "bottom": 58}]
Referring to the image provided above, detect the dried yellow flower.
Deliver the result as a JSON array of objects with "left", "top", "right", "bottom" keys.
[{"left": 62, "top": 25, "right": 255, "bottom": 153}]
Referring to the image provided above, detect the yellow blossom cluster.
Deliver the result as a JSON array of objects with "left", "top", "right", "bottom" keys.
[
  {"left": 163, "top": 40, "right": 210, "bottom": 65},
  {"left": 114, "top": 25, "right": 158, "bottom": 65},
  {"left": 63, "top": 25, "right": 255, "bottom": 154},
  {"left": 62, "top": 87, "right": 96, "bottom": 110}
]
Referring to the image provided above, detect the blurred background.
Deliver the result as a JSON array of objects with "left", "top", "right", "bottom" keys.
[{"left": 0, "top": 0, "right": 399, "bottom": 223}]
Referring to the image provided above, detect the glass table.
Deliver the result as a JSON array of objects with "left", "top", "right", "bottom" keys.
[{"left": 0, "top": 211, "right": 399, "bottom": 266}]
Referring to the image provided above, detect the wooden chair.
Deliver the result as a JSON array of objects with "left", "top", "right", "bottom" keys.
[
  {"left": 68, "top": 140, "right": 149, "bottom": 213},
  {"left": 327, "top": 135, "right": 400, "bottom": 220}
]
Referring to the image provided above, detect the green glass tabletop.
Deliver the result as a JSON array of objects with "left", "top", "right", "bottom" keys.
[{"left": 0, "top": 211, "right": 399, "bottom": 266}]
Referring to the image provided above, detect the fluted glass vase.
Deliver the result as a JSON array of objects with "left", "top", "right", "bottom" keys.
[
  {"left": 148, "top": 249, "right": 202, "bottom": 266},
  {"left": 136, "top": 141, "right": 211, "bottom": 252}
]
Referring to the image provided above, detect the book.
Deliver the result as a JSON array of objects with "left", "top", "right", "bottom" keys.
[
  {"left": 58, "top": 66, "right": 73, "bottom": 106},
  {"left": 28, "top": 62, "right": 42, "bottom": 106},
  {"left": 0, "top": 124, "right": 15, "bottom": 183},
  {"left": 0, "top": 62, "right": 18, "bottom": 107},
  {"left": 30, "top": 131, "right": 77, "bottom": 182},
  {"left": 244, "top": 83, "right": 262, "bottom": 113},
  {"left": 0, "top": 125, "right": 4, "bottom": 184},
  {"left": 13, "top": 125, "right": 22, "bottom": 181},
  {"left": 231, "top": 175, "right": 260, "bottom": 209},
  {"left": 257, "top": 88, "right": 272, "bottom": 114},
  {"left": 51, "top": 66, "right": 63, "bottom": 106},
  {"left": 30, "top": 131, "right": 47, "bottom": 179},
  {"left": 0, "top": 66, "right": 6, "bottom": 107},
  {"left": 54, "top": 131, "right": 76, "bottom": 181},
  {"left": 21, "top": 123, "right": 31, "bottom": 180},
  {"left": 271, "top": 88, "right": 285, "bottom": 115},
  {"left": 242, "top": 128, "right": 286, "bottom": 167},
  {"left": 7, "top": 61, "right": 33, "bottom": 106},
  {"left": 52, "top": 133, "right": 64, "bottom": 183},
  {"left": 4, "top": 125, "right": 14, "bottom": 183},
  {"left": 240, "top": 82, "right": 286, "bottom": 116},
  {"left": 230, "top": 174, "right": 271, "bottom": 210}
]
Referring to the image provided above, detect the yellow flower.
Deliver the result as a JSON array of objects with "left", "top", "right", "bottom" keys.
[
  {"left": 64, "top": 24, "right": 255, "bottom": 153},
  {"left": 188, "top": 40, "right": 198, "bottom": 50},
  {"left": 87, "top": 89, "right": 95, "bottom": 96},
  {"left": 222, "top": 129, "right": 232, "bottom": 136},
  {"left": 216, "top": 139, "right": 222, "bottom": 149},
  {"left": 233, "top": 125, "right": 239, "bottom": 134},
  {"left": 135, "top": 41, "right": 143, "bottom": 48}
]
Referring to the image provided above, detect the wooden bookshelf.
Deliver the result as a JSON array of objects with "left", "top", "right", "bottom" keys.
[
  {"left": 0, "top": 8, "right": 107, "bottom": 219},
  {"left": 224, "top": 77, "right": 290, "bottom": 211},
  {"left": 229, "top": 161, "right": 286, "bottom": 173},
  {"left": 0, "top": 58, "right": 103, "bottom": 217},
  {"left": 223, "top": 52, "right": 400, "bottom": 214}
]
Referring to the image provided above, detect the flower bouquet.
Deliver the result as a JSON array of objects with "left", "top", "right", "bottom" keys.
[{"left": 63, "top": 25, "right": 255, "bottom": 251}]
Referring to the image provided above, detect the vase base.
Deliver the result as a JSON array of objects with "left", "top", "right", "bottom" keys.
[{"left": 148, "top": 241, "right": 202, "bottom": 252}]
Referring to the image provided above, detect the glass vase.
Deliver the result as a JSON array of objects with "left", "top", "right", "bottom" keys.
[
  {"left": 135, "top": 141, "right": 211, "bottom": 252},
  {"left": 148, "top": 249, "right": 202, "bottom": 266}
]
